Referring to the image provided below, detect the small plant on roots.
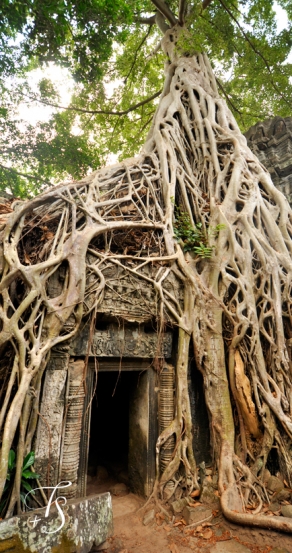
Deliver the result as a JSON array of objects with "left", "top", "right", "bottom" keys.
[{"left": 173, "top": 207, "right": 225, "bottom": 258}]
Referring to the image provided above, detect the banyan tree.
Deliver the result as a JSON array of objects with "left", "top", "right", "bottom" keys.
[{"left": 1, "top": 0, "right": 292, "bottom": 534}]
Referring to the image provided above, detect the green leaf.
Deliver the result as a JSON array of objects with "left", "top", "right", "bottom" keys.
[
  {"left": 22, "top": 470, "right": 40, "bottom": 479},
  {"left": 22, "top": 451, "right": 35, "bottom": 471},
  {"left": 21, "top": 480, "right": 33, "bottom": 492}
]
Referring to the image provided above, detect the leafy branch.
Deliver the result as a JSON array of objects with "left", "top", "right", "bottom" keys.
[
  {"left": 0, "top": 163, "right": 50, "bottom": 186},
  {"left": 22, "top": 90, "right": 162, "bottom": 116},
  {"left": 218, "top": 0, "right": 292, "bottom": 109}
]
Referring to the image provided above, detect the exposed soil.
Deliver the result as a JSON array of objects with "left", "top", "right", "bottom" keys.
[{"left": 87, "top": 475, "right": 292, "bottom": 553}]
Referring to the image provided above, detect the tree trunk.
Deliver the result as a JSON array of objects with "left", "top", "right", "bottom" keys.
[{"left": 1, "top": 26, "right": 292, "bottom": 531}]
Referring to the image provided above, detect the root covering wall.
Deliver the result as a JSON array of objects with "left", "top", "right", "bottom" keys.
[{"left": 0, "top": 27, "right": 292, "bottom": 533}]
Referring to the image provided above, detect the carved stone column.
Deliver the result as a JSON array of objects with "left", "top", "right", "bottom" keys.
[
  {"left": 59, "top": 359, "right": 86, "bottom": 498},
  {"left": 33, "top": 344, "right": 70, "bottom": 489}
]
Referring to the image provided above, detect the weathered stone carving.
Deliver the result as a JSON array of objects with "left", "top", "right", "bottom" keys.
[
  {"left": 159, "top": 365, "right": 175, "bottom": 475},
  {"left": 88, "top": 359, "right": 151, "bottom": 371},
  {"left": 245, "top": 116, "right": 292, "bottom": 205},
  {"left": 59, "top": 360, "right": 86, "bottom": 499},
  {"left": 71, "top": 323, "right": 173, "bottom": 358},
  {"left": 77, "top": 366, "right": 94, "bottom": 498},
  {"left": 85, "top": 256, "right": 184, "bottom": 323},
  {"left": 0, "top": 493, "right": 113, "bottom": 553},
  {"left": 33, "top": 345, "right": 70, "bottom": 488}
]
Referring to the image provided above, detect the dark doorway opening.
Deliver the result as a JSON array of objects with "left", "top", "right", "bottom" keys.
[
  {"left": 88, "top": 371, "right": 136, "bottom": 485},
  {"left": 85, "top": 363, "right": 157, "bottom": 498}
]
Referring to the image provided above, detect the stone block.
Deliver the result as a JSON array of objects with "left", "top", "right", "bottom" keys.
[
  {"left": 182, "top": 505, "right": 212, "bottom": 526},
  {"left": 246, "top": 117, "right": 292, "bottom": 208},
  {"left": 200, "top": 484, "right": 220, "bottom": 507},
  {"left": 143, "top": 509, "right": 155, "bottom": 526},
  {"left": 267, "top": 476, "right": 284, "bottom": 493},
  {"left": 212, "top": 474, "right": 218, "bottom": 485},
  {"left": 171, "top": 498, "right": 188, "bottom": 514},
  {"left": 263, "top": 469, "right": 271, "bottom": 484},
  {"left": 281, "top": 505, "right": 292, "bottom": 518},
  {"left": 274, "top": 489, "right": 291, "bottom": 502},
  {"left": 269, "top": 501, "right": 280, "bottom": 513},
  {"left": 0, "top": 493, "right": 113, "bottom": 553}
]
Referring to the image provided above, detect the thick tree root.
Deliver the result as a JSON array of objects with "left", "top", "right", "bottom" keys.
[{"left": 221, "top": 488, "right": 292, "bottom": 533}]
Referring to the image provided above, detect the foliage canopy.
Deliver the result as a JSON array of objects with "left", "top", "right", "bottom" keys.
[{"left": 0, "top": 0, "right": 291, "bottom": 197}]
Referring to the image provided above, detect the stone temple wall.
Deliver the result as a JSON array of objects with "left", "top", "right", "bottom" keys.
[{"left": 245, "top": 116, "right": 292, "bottom": 206}]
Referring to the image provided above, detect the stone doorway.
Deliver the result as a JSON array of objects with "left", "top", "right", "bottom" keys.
[
  {"left": 85, "top": 361, "right": 158, "bottom": 498},
  {"left": 33, "top": 323, "right": 173, "bottom": 501}
]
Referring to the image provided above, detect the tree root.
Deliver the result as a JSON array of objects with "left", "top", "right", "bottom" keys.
[{"left": 221, "top": 487, "right": 292, "bottom": 533}]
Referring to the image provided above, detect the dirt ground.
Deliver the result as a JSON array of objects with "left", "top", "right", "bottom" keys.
[{"left": 87, "top": 476, "right": 292, "bottom": 553}]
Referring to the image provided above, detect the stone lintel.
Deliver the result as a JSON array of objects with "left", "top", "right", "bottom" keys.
[{"left": 70, "top": 324, "right": 173, "bottom": 358}]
